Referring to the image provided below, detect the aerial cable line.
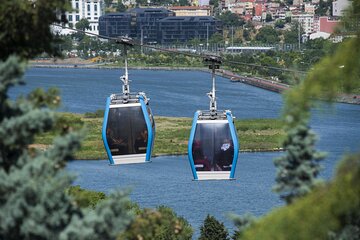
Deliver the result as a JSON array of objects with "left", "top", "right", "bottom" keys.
[{"left": 52, "top": 24, "right": 308, "bottom": 74}]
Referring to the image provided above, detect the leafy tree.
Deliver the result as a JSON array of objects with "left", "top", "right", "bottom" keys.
[
  {"left": 179, "top": 0, "right": 190, "bottom": 6},
  {"left": 275, "top": 19, "right": 285, "bottom": 29},
  {"left": 255, "top": 26, "right": 280, "bottom": 44},
  {"left": 199, "top": 215, "right": 229, "bottom": 240},
  {"left": 117, "top": 0, "right": 127, "bottom": 12},
  {"left": 75, "top": 18, "right": 91, "bottom": 31},
  {"left": 218, "top": 11, "right": 245, "bottom": 27},
  {"left": 315, "top": 0, "right": 332, "bottom": 16},
  {"left": 265, "top": 13, "right": 273, "bottom": 22},
  {"left": 238, "top": 154, "right": 360, "bottom": 240},
  {"left": 0, "top": 1, "right": 137, "bottom": 238},
  {"left": 104, "top": 0, "right": 113, "bottom": 7},
  {"left": 0, "top": 56, "right": 134, "bottom": 239},
  {"left": 209, "top": 32, "right": 224, "bottom": 44},
  {"left": 0, "top": 0, "right": 70, "bottom": 60},
  {"left": 230, "top": 213, "right": 256, "bottom": 240},
  {"left": 119, "top": 206, "right": 193, "bottom": 239},
  {"left": 283, "top": 22, "right": 304, "bottom": 44},
  {"left": 67, "top": 186, "right": 107, "bottom": 209},
  {"left": 273, "top": 119, "right": 326, "bottom": 204}
]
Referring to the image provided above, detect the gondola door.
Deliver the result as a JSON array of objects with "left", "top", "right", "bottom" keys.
[
  {"left": 188, "top": 111, "right": 239, "bottom": 180},
  {"left": 102, "top": 98, "right": 154, "bottom": 165}
]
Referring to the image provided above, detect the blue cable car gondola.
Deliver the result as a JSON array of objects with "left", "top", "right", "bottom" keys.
[
  {"left": 102, "top": 38, "right": 155, "bottom": 165},
  {"left": 188, "top": 57, "right": 239, "bottom": 180}
]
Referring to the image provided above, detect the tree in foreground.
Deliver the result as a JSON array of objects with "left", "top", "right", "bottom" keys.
[
  {"left": 273, "top": 118, "right": 326, "bottom": 204},
  {"left": 119, "top": 205, "right": 193, "bottom": 240},
  {"left": 0, "top": 56, "right": 134, "bottom": 239},
  {"left": 237, "top": 154, "right": 360, "bottom": 240},
  {"left": 199, "top": 215, "right": 229, "bottom": 240}
]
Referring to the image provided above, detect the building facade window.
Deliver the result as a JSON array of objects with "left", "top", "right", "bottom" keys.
[
  {"left": 87, "top": 4, "right": 90, "bottom": 12},
  {"left": 68, "top": 14, "right": 73, "bottom": 21},
  {"left": 76, "top": 15, "right": 80, "bottom": 21}
]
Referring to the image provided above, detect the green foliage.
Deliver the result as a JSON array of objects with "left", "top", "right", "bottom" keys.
[
  {"left": 273, "top": 119, "right": 326, "bottom": 204},
  {"left": 218, "top": 11, "right": 245, "bottom": 27},
  {"left": 255, "top": 26, "right": 280, "bottom": 44},
  {"left": 283, "top": 22, "right": 303, "bottom": 44},
  {"left": 230, "top": 213, "right": 256, "bottom": 240},
  {"left": 199, "top": 215, "right": 229, "bottom": 240},
  {"left": 0, "top": 0, "right": 69, "bottom": 60},
  {"left": 241, "top": 154, "right": 360, "bottom": 240},
  {"left": 275, "top": 19, "right": 285, "bottom": 29},
  {"left": 265, "top": 13, "right": 272, "bottom": 22},
  {"left": 0, "top": 56, "right": 134, "bottom": 240},
  {"left": 67, "top": 186, "right": 107, "bottom": 209},
  {"left": 119, "top": 205, "right": 193, "bottom": 240}
]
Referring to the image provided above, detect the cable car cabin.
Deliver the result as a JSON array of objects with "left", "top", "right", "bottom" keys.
[
  {"left": 188, "top": 110, "right": 239, "bottom": 180},
  {"left": 102, "top": 92, "right": 155, "bottom": 165}
]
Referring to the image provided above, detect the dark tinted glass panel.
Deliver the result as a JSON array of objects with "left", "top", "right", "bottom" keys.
[
  {"left": 106, "top": 106, "right": 148, "bottom": 155},
  {"left": 192, "top": 122, "right": 234, "bottom": 171}
]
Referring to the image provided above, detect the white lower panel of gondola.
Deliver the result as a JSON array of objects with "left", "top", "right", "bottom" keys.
[
  {"left": 111, "top": 154, "right": 148, "bottom": 165},
  {"left": 196, "top": 171, "right": 232, "bottom": 180}
]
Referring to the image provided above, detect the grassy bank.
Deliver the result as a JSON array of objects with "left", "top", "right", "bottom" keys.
[{"left": 34, "top": 113, "right": 285, "bottom": 160}]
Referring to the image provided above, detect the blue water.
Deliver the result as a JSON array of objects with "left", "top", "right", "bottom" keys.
[{"left": 18, "top": 67, "right": 360, "bottom": 235}]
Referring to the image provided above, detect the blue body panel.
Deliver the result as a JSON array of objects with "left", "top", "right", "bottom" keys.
[
  {"left": 102, "top": 97, "right": 114, "bottom": 165},
  {"left": 187, "top": 111, "right": 199, "bottom": 180},
  {"left": 139, "top": 96, "right": 153, "bottom": 162},
  {"left": 227, "top": 112, "right": 239, "bottom": 179},
  {"left": 187, "top": 111, "right": 239, "bottom": 180}
]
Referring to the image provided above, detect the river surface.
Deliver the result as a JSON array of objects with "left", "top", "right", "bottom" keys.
[{"left": 18, "top": 67, "right": 360, "bottom": 235}]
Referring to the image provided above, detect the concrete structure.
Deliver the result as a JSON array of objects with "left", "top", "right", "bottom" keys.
[
  {"left": 168, "top": 6, "right": 211, "bottom": 16},
  {"left": 318, "top": 16, "right": 340, "bottom": 34},
  {"left": 63, "top": 0, "right": 104, "bottom": 34},
  {"left": 158, "top": 16, "right": 222, "bottom": 44},
  {"left": 99, "top": 8, "right": 222, "bottom": 44},
  {"left": 309, "top": 31, "right": 331, "bottom": 40},
  {"left": 291, "top": 14, "right": 315, "bottom": 35},
  {"left": 304, "top": 3, "right": 315, "bottom": 14},
  {"left": 333, "top": 0, "right": 351, "bottom": 16}
]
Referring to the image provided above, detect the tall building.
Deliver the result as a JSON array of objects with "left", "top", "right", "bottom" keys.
[
  {"left": 99, "top": 13, "right": 132, "bottom": 37},
  {"left": 127, "top": 8, "right": 174, "bottom": 43},
  {"left": 291, "top": 14, "right": 315, "bottom": 36},
  {"left": 333, "top": 0, "right": 351, "bottom": 16},
  {"left": 99, "top": 8, "right": 222, "bottom": 44},
  {"left": 158, "top": 16, "right": 222, "bottom": 44},
  {"left": 62, "top": 0, "right": 104, "bottom": 34}
]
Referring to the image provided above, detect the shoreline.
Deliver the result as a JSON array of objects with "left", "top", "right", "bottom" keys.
[{"left": 29, "top": 62, "right": 360, "bottom": 105}]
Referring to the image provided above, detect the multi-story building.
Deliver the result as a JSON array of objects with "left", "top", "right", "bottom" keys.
[
  {"left": 333, "top": 0, "right": 351, "bottom": 16},
  {"left": 99, "top": 13, "right": 132, "bottom": 37},
  {"left": 65, "top": 0, "right": 104, "bottom": 34},
  {"left": 158, "top": 16, "right": 222, "bottom": 44},
  {"left": 304, "top": 3, "right": 315, "bottom": 15},
  {"left": 99, "top": 8, "right": 222, "bottom": 44},
  {"left": 168, "top": 6, "right": 212, "bottom": 16},
  {"left": 127, "top": 8, "right": 174, "bottom": 43},
  {"left": 291, "top": 14, "right": 315, "bottom": 36}
]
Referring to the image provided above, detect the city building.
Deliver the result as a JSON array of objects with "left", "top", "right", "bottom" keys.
[
  {"left": 99, "top": 12, "right": 132, "bottom": 37},
  {"left": 158, "top": 16, "right": 222, "bottom": 44},
  {"left": 291, "top": 14, "right": 315, "bottom": 36},
  {"left": 99, "top": 8, "right": 174, "bottom": 43},
  {"left": 127, "top": 8, "right": 174, "bottom": 43},
  {"left": 333, "top": 0, "right": 351, "bottom": 16},
  {"left": 168, "top": 6, "right": 212, "bottom": 16},
  {"left": 99, "top": 8, "right": 222, "bottom": 44},
  {"left": 63, "top": 0, "right": 104, "bottom": 34}
]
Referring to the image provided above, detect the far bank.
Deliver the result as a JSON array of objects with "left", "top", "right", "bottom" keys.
[{"left": 33, "top": 113, "right": 285, "bottom": 160}]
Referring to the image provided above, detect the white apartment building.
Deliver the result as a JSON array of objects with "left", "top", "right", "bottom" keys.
[
  {"left": 62, "top": 0, "right": 104, "bottom": 35},
  {"left": 333, "top": 0, "right": 351, "bottom": 16},
  {"left": 291, "top": 14, "right": 315, "bottom": 36}
]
